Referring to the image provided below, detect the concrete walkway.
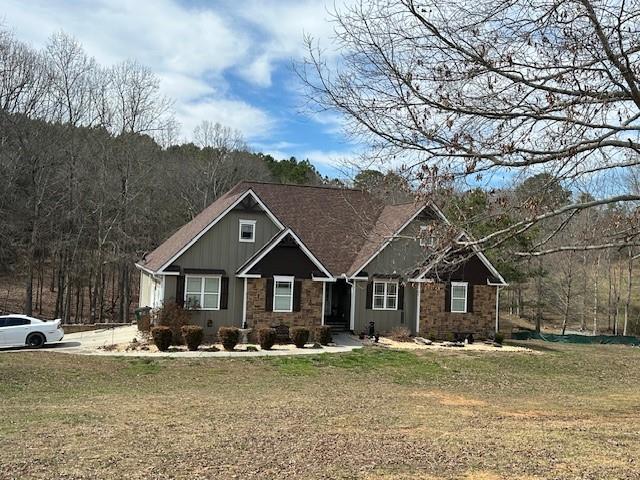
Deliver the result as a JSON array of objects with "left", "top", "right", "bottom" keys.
[{"left": 0, "top": 325, "right": 363, "bottom": 357}]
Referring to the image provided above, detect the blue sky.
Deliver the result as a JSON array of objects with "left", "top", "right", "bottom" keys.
[{"left": 2, "top": 0, "right": 356, "bottom": 177}]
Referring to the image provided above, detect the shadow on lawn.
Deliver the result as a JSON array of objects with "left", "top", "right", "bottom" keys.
[{"left": 0, "top": 341, "right": 81, "bottom": 352}]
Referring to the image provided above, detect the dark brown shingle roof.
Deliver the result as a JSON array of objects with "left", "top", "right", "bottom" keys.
[
  {"left": 139, "top": 181, "right": 423, "bottom": 276},
  {"left": 346, "top": 202, "right": 424, "bottom": 276}
]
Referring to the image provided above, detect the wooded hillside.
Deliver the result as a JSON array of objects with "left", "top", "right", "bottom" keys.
[{"left": 0, "top": 29, "right": 327, "bottom": 323}]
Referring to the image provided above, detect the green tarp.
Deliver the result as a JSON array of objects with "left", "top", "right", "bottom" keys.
[{"left": 511, "top": 331, "right": 640, "bottom": 346}]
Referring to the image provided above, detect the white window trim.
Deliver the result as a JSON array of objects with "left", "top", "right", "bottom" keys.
[
  {"left": 450, "top": 281, "right": 468, "bottom": 313},
  {"left": 273, "top": 275, "right": 294, "bottom": 313},
  {"left": 372, "top": 280, "right": 399, "bottom": 311},
  {"left": 184, "top": 274, "right": 221, "bottom": 311},
  {"left": 419, "top": 225, "right": 435, "bottom": 247},
  {"left": 239, "top": 219, "right": 256, "bottom": 243}
]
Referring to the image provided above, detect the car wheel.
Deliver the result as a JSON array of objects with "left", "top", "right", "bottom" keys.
[{"left": 26, "top": 333, "right": 45, "bottom": 349}]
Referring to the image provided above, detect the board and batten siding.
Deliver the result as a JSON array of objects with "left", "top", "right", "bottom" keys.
[
  {"left": 352, "top": 281, "right": 418, "bottom": 334},
  {"left": 352, "top": 212, "right": 433, "bottom": 334},
  {"left": 162, "top": 208, "right": 281, "bottom": 331},
  {"left": 139, "top": 270, "right": 155, "bottom": 308}
]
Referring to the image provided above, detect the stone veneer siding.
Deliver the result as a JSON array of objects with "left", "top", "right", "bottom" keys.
[
  {"left": 419, "top": 283, "right": 496, "bottom": 339},
  {"left": 246, "top": 278, "right": 323, "bottom": 330}
]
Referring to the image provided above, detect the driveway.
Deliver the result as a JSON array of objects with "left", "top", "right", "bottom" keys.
[
  {"left": 0, "top": 325, "right": 138, "bottom": 354},
  {"left": 0, "top": 325, "right": 363, "bottom": 357}
]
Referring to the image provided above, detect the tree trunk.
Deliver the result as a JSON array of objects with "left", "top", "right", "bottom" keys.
[
  {"left": 535, "top": 258, "right": 543, "bottom": 333},
  {"left": 607, "top": 251, "right": 613, "bottom": 332},
  {"left": 624, "top": 248, "right": 633, "bottom": 336},
  {"left": 561, "top": 251, "right": 574, "bottom": 336},
  {"left": 593, "top": 254, "right": 600, "bottom": 335}
]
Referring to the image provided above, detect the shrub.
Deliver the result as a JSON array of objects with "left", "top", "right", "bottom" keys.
[
  {"left": 151, "top": 326, "right": 172, "bottom": 352},
  {"left": 258, "top": 328, "right": 277, "bottom": 350},
  {"left": 390, "top": 326, "right": 412, "bottom": 342},
  {"left": 136, "top": 310, "right": 151, "bottom": 333},
  {"left": 291, "top": 327, "right": 310, "bottom": 348},
  {"left": 427, "top": 330, "right": 437, "bottom": 342},
  {"left": 181, "top": 325, "right": 204, "bottom": 351},
  {"left": 218, "top": 327, "right": 240, "bottom": 351},
  {"left": 315, "top": 325, "right": 332, "bottom": 345},
  {"left": 154, "top": 302, "right": 190, "bottom": 345},
  {"left": 494, "top": 332, "right": 505, "bottom": 345}
]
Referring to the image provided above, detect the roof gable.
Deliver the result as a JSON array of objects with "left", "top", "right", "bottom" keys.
[
  {"left": 237, "top": 229, "right": 331, "bottom": 279},
  {"left": 347, "top": 203, "right": 428, "bottom": 277},
  {"left": 140, "top": 188, "right": 283, "bottom": 273}
]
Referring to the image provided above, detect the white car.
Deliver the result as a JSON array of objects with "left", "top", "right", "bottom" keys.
[{"left": 0, "top": 315, "right": 64, "bottom": 348}]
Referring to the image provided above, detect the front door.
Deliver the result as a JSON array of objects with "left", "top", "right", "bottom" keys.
[{"left": 324, "top": 279, "right": 350, "bottom": 329}]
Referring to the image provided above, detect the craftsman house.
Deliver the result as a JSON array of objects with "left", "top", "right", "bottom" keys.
[{"left": 136, "top": 181, "right": 507, "bottom": 338}]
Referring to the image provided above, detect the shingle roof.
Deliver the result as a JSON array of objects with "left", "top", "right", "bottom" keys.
[
  {"left": 140, "top": 187, "right": 246, "bottom": 272},
  {"left": 346, "top": 202, "right": 425, "bottom": 276},
  {"left": 139, "top": 181, "right": 424, "bottom": 276}
]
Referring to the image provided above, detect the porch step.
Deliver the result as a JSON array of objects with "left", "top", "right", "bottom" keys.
[{"left": 325, "top": 323, "right": 349, "bottom": 333}]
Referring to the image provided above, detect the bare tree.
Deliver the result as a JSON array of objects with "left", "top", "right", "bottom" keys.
[
  {"left": 301, "top": 0, "right": 640, "bottom": 257},
  {"left": 45, "top": 31, "right": 97, "bottom": 126},
  {"left": 108, "top": 59, "right": 173, "bottom": 136}
]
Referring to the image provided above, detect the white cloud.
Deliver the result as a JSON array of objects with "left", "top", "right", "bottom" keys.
[
  {"left": 178, "top": 99, "right": 274, "bottom": 141},
  {"left": 1, "top": 0, "right": 350, "bottom": 143}
]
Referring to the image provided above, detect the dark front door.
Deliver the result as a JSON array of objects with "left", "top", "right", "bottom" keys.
[{"left": 325, "top": 279, "right": 350, "bottom": 329}]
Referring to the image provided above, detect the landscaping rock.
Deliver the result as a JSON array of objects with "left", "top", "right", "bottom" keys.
[{"left": 414, "top": 337, "right": 433, "bottom": 346}]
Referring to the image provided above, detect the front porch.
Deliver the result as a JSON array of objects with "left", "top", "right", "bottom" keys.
[{"left": 323, "top": 279, "right": 352, "bottom": 332}]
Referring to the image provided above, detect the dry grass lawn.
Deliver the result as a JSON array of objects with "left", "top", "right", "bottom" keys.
[{"left": 1, "top": 342, "right": 639, "bottom": 479}]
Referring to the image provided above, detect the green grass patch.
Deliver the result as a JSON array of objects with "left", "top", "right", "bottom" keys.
[
  {"left": 122, "top": 357, "right": 163, "bottom": 376},
  {"left": 266, "top": 347, "right": 443, "bottom": 383}
]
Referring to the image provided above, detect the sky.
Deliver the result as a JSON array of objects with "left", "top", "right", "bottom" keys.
[{"left": 1, "top": 0, "right": 357, "bottom": 177}]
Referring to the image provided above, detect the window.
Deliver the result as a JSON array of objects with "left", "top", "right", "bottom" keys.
[
  {"left": 185, "top": 275, "right": 220, "bottom": 310},
  {"left": 239, "top": 219, "right": 256, "bottom": 242},
  {"left": 373, "top": 281, "right": 398, "bottom": 310},
  {"left": 0, "top": 317, "right": 30, "bottom": 327},
  {"left": 451, "top": 282, "right": 468, "bottom": 313},
  {"left": 420, "top": 225, "right": 435, "bottom": 247},
  {"left": 273, "top": 275, "right": 294, "bottom": 312}
]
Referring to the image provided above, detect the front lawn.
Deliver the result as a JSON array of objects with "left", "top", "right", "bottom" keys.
[{"left": 1, "top": 343, "right": 639, "bottom": 479}]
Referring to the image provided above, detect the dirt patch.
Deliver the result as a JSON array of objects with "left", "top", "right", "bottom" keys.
[
  {"left": 411, "top": 391, "right": 488, "bottom": 407},
  {"left": 378, "top": 336, "right": 535, "bottom": 353}
]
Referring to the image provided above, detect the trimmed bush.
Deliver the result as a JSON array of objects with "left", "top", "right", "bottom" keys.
[
  {"left": 154, "top": 302, "right": 190, "bottom": 345},
  {"left": 258, "top": 328, "right": 277, "bottom": 350},
  {"left": 151, "top": 326, "right": 172, "bottom": 352},
  {"left": 494, "top": 332, "right": 505, "bottom": 345},
  {"left": 291, "top": 327, "right": 310, "bottom": 348},
  {"left": 315, "top": 325, "right": 332, "bottom": 345},
  {"left": 218, "top": 327, "right": 240, "bottom": 351},
  {"left": 181, "top": 325, "right": 204, "bottom": 351}
]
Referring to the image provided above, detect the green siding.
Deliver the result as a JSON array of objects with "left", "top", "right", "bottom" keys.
[
  {"left": 353, "top": 280, "right": 418, "bottom": 334},
  {"left": 360, "top": 215, "right": 432, "bottom": 277},
  {"left": 353, "top": 213, "right": 433, "bottom": 334},
  {"left": 162, "top": 209, "right": 280, "bottom": 331}
]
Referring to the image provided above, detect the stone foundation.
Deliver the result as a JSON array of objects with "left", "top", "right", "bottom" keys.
[
  {"left": 419, "top": 283, "right": 496, "bottom": 339},
  {"left": 246, "top": 278, "right": 323, "bottom": 331}
]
